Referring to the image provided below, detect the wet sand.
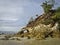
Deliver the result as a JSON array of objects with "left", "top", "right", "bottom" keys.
[{"left": 0, "top": 38, "right": 60, "bottom": 45}]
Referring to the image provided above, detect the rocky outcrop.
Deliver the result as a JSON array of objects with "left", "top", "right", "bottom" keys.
[
  {"left": 18, "top": 21, "right": 60, "bottom": 40},
  {"left": 16, "top": 9, "right": 60, "bottom": 40},
  {"left": 18, "top": 24, "right": 55, "bottom": 39}
]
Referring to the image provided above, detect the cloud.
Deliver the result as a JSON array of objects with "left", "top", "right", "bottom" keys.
[
  {"left": 0, "top": 6, "right": 24, "bottom": 17},
  {"left": 0, "top": 26, "right": 20, "bottom": 31},
  {"left": 0, "top": 0, "right": 24, "bottom": 21},
  {"left": 0, "top": 0, "right": 44, "bottom": 31},
  {"left": 0, "top": 17, "right": 18, "bottom": 21},
  {"left": 0, "top": 7, "right": 23, "bottom": 14}
]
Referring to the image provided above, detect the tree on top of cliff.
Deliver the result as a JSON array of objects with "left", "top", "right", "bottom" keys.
[{"left": 41, "top": 0, "right": 55, "bottom": 13}]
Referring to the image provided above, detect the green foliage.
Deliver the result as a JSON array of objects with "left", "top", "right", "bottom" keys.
[
  {"left": 41, "top": 19, "right": 53, "bottom": 25},
  {"left": 56, "top": 7, "right": 60, "bottom": 12},
  {"left": 41, "top": 0, "right": 54, "bottom": 13},
  {"left": 52, "top": 7, "right": 60, "bottom": 21},
  {"left": 51, "top": 7, "right": 60, "bottom": 29}
]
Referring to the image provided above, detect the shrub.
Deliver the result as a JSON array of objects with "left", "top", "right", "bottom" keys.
[{"left": 41, "top": 19, "right": 53, "bottom": 25}]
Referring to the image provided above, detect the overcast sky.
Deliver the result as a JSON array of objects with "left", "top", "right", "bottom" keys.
[{"left": 0, "top": 0, "right": 60, "bottom": 32}]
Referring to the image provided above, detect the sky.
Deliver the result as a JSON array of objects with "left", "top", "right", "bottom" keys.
[{"left": 0, "top": 0, "right": 60, "bottom": 32}]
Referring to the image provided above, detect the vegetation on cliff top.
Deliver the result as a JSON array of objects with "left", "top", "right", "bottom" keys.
[{"left": 27, "top": 0, "right": 60, "bottom": 28}]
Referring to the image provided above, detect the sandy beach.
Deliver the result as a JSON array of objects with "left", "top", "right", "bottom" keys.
[{"left": 0, "top": 38, "right": 60, "bottom": 45}]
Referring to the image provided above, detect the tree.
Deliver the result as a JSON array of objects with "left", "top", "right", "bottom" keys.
[
  {"left": 52, "top": 7, "right": 60, "bottom": 21},
  {"left": 41, "top": 0, "right": 55, "bottom": 13}
]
